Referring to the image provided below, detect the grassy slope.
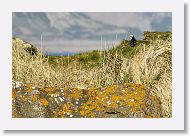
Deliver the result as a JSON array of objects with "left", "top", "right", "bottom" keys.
[
  {"left": 12, "top": 31, "right": 172, "bottom": 117},
  {"left": 47, "top": 31, "right": 171, "bottom": 66}
]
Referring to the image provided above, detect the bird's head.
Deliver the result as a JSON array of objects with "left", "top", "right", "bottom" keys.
[{"left": 130, "top": 34, "right": 134, "bottom": 37}]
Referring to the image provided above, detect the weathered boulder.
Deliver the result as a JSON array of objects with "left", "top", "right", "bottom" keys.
[{"left": 12, "top": 82, "right": 162, "bottom": 118}]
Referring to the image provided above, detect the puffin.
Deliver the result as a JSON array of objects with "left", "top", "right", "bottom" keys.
[{"left": 130, "top": 34, "right": 137, "bottom": 47}]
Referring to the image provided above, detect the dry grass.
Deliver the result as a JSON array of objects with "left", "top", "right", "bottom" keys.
[
  {"left": 12, "top": 32, "right": 172, "bottom": 117},
  {"left": 12, "top": 40, "right": 123, "bottom": 88},
  {"left": 124, "top": 38, "right": 172, "bottom": 117}
]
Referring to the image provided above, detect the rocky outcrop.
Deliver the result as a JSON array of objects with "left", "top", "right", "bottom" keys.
[
  {"left": 12, "top": 37, "right": 40, "bottom": 55},
  {"left": 12, "top": 82, "right": 162, "bottom": 118}
]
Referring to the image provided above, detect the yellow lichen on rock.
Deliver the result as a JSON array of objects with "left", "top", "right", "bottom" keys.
[
  {"left": 40, "top": 98, "right": 49, "bottom": 107},
  {"left": 12, "top": 82, "right": 162, "bottom": 118}
]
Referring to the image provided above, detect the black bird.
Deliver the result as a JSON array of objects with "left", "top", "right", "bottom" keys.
[{"left": 130, "top": 34, "right": 137, "bottom": 47}]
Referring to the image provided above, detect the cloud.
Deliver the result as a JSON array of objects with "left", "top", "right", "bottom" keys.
[
  {"left": 84, "top": 13, "right": 151, "bottom": 31},
  {"left": 46, "top": 13, "right": 73, "bottom": 31},
  {"left": 150, "top": 12, "right": 171, "bottom": 23},
  {"left": 84, "top": 12, "right": 172, "bottom": 32},
  {"left": 12, "top": 12, "right": 172, "bottom": 55},
  {"left": 46, "top": 12, "right": 104, "bottom": 33}
]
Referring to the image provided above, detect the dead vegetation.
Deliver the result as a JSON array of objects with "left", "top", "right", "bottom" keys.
[{"left": 12, "top": 32, "right": 172, "bottom": 118}]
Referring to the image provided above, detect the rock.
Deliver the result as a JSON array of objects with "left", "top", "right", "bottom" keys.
[{"left": 12, "top": 83, "right": 162, "bottom": 118}]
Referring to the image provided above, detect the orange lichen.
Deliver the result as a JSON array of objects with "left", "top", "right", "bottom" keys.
[
  {"left": 40, "top": 98, "right": 49, "bottom": 107},
  {"left": 44, "top": 87, "right": 55, "bottom": 93},
  {"left": 25, "top": 83, "right": 33, "bottom": 93},
  {"left": 32, "top": 94, "right": 39, "bottom": 102},
  {"left": 12, "top": 89, "right": 17, "bottom": 100},
  {"left": 21, "top": 95, "right": 28, "bottom": 102},
  {"left": 12, "top": 82, "right": 161, "bottom": 118},
  {"left": 69, "top": 88, "right": 82, "bottom": 100},
  {"left": 62, "top": 102, "right": 73, "bottom": 114}
]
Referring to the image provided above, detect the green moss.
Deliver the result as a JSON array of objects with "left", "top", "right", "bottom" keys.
[{"left": 143, "top": 31, "right": 172, "bottom": 41}]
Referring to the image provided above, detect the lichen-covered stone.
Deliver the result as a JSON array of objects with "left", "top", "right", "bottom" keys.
[{"left": 12, "top": 82, "right": 162, "bottom": 118}]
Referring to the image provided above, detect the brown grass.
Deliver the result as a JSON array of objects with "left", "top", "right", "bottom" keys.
[
  {"left": 124, "top": 38, "right": 172, "bottom": 117},
  {"left": 12, "top": 33, "right": 172, "bottom": 117}
]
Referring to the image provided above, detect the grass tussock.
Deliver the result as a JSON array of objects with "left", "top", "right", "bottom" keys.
[
  {"left": 12, "top": 32, "right": 172, "bottom": 117},
  {"left": 125, "top": 38, "right": 172, "bottom": 117}
]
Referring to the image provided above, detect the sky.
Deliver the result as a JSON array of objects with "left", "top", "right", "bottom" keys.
[{"left": 12, "top": 12, "right": 172, "bottom": 55}]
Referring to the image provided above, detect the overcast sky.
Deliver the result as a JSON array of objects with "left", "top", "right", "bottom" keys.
[{"left": 12, "top": 12, "right": 172, "bottom": 55}]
